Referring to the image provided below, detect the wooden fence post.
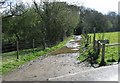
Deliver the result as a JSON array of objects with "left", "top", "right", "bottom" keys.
[
  {"left": 118, "top": 56, "right": 120, "bottom": 63},
  {"left": 118, "top": 47, "right": 120, "bottom": 63},
  {"left": 89, "top": 36, "right": 91, "bottom": 44},
  {"left": 99, "top": 43, "right": 106, "bottom": 66},
  {"left": 16, "top": 40, "right": 19, "bottom": 59},
  {"left": 86, "top": 35, "right": 89, "bottom": 44},
  {"left": 96, "top": 40, "right": 101, "bottom": 55},
  {"left": 33, "top": 39, "right": 35, "bottom": 53},
  {"left": 93, "top": 27, "right": 96, "bottom": 51}
]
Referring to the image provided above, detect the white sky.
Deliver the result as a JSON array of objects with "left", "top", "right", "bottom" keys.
[
  {"left": 8, "top": 0, "right": 120, "bottom": 14},
  {"left": 60, "top": 0, "right": 119, "bottom": 14}
]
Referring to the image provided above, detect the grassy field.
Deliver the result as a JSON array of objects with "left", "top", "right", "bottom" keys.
[
  {"left": 97, "top": 45, "right": 119, "bottom": 64},
  {"left": 1, "top": 37, "right": 72, "bottom": 75},
  {"left": 79, "top": 32, "right": 119, "bottom": 65},
  {"left": 89, "top": 32, "right": 119, "bottom": 44},
  {"left": 90, "top": 32, "right": 119, "bottom": 64}
]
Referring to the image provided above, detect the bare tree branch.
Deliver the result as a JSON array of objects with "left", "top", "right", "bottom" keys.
[
  {"left": 2, "top": 2, "right": 27, "bottom": 19},
  {"left": 33, "top": 0, "right": 44, "bottom": 20}
]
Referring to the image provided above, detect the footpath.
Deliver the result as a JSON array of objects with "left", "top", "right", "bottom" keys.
[{"left": 2, "top": 35, "right": 118, "bottom": 81}]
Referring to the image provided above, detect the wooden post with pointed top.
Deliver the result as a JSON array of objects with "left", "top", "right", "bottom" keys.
[
  {"left": 93, "top": 27, "right": 96, "bottom": 51},
  {"left": 16, "top": 40, "right": 19, "bottom": 60},
  {"left": 33, "top": 39, "right": 35, "bottom": 53},
  {"left": 89, "top": 36, "right": 91, "bottom": 44},
  {"left": 99, "top": 43, "right": 106, "bottom": 66},
  {"left": 99, "top": 40, "right": 109, "bottom": 66}
]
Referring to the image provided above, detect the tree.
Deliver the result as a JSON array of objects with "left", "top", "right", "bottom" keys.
[
  {"left": 75, "top": 6, "right": 115, "bottom": 34},
  {"left": 33, "top": 1, "right": 80, "bottom": 48},
  {"left": 2, "top": 0, "right": 80, "bottom": 52},
  {"left": 106, "top": 12, "right": 118, "bottom": 32}
]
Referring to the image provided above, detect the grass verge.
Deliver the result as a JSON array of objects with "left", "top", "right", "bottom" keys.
[{"left": 2, "top": 36, "right": 72, "bottom": 75}]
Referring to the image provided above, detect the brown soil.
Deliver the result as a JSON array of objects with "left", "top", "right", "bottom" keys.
[{"left": 49, "top": 46, "right": 79, "bottom": 55}]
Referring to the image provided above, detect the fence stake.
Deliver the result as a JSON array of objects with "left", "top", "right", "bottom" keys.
[
  {"left": 89, "top": 36, "right": 91, "bottom": 43},
  {"left": 93, "top": 27, "right": 96, "bottom": 51},
  {"left": 99, "top": 43, "right": 106, "bottom": 66},
  {"left": 96, "top": 40, "right": 100, "bottom": 55},
  {"left": 16, "top": 40, "right": 19, "bottom": 59},
  {"left": 33, "top": 39, "right": 35, "bottom": 53}
]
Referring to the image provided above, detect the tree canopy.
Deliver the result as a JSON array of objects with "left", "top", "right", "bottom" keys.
[{"left": 2, "top": 1, "right": 118, "bottom": 52}]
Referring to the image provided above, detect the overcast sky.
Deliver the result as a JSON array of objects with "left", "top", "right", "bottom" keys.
[
  {"left": 22, "top": 0, "right": 120, "bottom": 14},
  {"left": 67, "top": 0, "right": 119, "bottom": 14}
]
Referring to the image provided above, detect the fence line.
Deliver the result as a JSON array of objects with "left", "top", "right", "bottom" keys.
[
  {"left": 2, "top": 39, "right": 44, "bottom": 60},
  {"left": 106, "top": 43, "right": 120, "bottom": 46},
  {"left": 94, "top": 39, "right": 119, "bottom": 66}
]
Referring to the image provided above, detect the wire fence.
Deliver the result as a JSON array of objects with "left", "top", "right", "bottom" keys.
[
  {"left": 3, "top": 39, "right": 44, "bottom": 52},
  {"left": 2, "top": 39, "right": 44, "bottom": 61}
]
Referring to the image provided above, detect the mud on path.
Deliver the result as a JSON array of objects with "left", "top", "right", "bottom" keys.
[{"left": 3, "top": 36, "right": 93, "bottom": 81}]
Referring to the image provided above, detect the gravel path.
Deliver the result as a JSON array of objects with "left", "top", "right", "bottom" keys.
[
  {"left": 3, "top": 35, "right": 94, "bottom": 81},
  {"left": 3, "top": 35, "right": 118, "bottom": 81},
  {"left": 3, "top": 53, "right": 93, "bottom": 81}
]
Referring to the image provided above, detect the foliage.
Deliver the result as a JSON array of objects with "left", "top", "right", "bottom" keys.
[
  {"left": 74, "top": 6, "right": 118, "bottom": 35},
  {"left": 78, "top": 44, "right": 98, "bottom": 63},
  {"left": 2, "top": 1, "right": 80, "bottom": 51},
  {"left": 79, "top": 32, "right": 119, "bottom": 66},
  {"left": 2, "top": 1, "right": 80, "bottom": 74},
  {"left": 2, "top": 36, "right": 72, "bottom": 74}
]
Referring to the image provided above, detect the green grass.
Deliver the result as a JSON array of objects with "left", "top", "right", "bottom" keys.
[
  {"left": 2, "top": 36, "right": 72, "bottom": 75},
  {"left": 105, "top": 46, "right": 119, "bottom": 62},
  {"left": 78, "top": 44, "right": 94, "bottom": 62},
  {"left": 79, "top": 32, "right": 119, "bottom": 65},
  {"left": 89, "top": 32, "right": 119, "bottom": 43},
  {"left": 2, "top": 47, "right": 43, "bottom": 64},
  {"left": 77, "top": 36, "right": 93, "bottom": 61},
  {"left": 97, "top": 45, "right": 119, "bottom": 64}
]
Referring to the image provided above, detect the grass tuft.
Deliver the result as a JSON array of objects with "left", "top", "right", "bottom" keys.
[{"left": 2, "top": 36, "right": 72, "bottom": 75}]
